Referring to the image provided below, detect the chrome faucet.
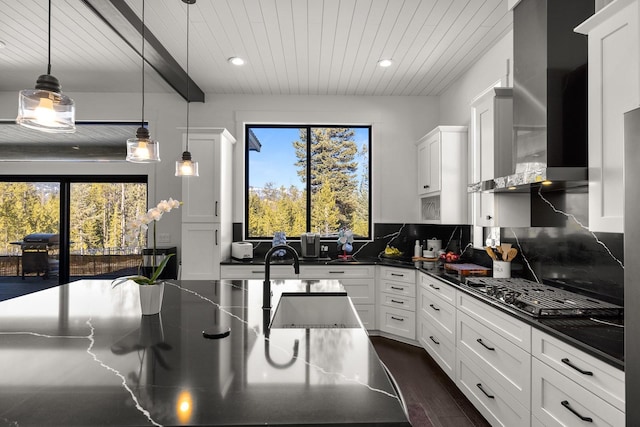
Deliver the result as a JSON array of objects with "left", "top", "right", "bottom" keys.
[{"left": 263, "top": 244, "right": 300, "bottom": 309}]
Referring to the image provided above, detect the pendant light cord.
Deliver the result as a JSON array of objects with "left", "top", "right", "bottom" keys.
[
  {"left": 141, "top": 0, "right": 145, "bottom": 129},
  {"left": 185, "top": 1, "right": 190, "bottom": 152},
  {"left": 47, "top": 0, "right": 51, "bottom": 75}
]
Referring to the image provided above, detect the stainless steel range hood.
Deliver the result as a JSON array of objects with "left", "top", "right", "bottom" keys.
[{"left": 470, "top": 0, "right": 593, "bottom": 193}]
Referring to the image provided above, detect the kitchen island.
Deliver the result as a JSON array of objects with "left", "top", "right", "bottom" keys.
[{"left": 0, "top": 279, "right": 410, "bottom": 426}]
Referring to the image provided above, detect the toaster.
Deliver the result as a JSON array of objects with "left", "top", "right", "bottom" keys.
[{"left": 232, "top": 242, "right": 254, "bottom": 260}]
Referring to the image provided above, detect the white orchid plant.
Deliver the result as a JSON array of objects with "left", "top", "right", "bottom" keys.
[{"left": 112, "top": 198, "right": 181, "bottom": 287}]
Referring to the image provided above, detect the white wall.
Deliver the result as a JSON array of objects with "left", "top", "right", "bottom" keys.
[
  {"left": 0, "top": 91, "right": 438, "bottom": 251},
  {"left": 438, "top": 30, "right": 513, "bottom": 126}
]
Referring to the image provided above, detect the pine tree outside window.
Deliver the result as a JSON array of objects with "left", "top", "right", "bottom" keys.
[{"left": 246, "top": 125, "right": 371, "bottom": 240}]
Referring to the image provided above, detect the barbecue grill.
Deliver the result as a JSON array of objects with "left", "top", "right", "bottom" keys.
[{"left": 20, "top": 233, "right": 59, "bottom": 280}]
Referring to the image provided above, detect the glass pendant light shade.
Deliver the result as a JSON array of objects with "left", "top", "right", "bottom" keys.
[
  {"left": 126, "top": 126, "right": 160, "bottom": 163},
  {"left": 16, "top": 0, "right": 75, "bottom": 134},
  {"left": 175, "top": 150, "right": 199, "bottom": 176}
]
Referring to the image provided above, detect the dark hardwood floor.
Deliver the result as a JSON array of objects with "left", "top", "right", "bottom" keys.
[{"left": 370, "top": 336, "right": 490, "bottom": 427}]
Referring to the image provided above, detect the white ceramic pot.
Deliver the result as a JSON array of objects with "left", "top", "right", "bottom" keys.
[
  {"left": 138, "top": 282, "right": 165, "bottom": 315},
  {"left": 493, "top": 261, "right": 511, "bottom": 278}
]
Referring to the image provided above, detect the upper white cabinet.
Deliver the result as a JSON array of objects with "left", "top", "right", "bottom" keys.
[
  {"left": 417, "top": 126, "right": 468, "bottom": 224},
  {"left": 469, "top": 87, "right": 530, "bottom": 230},
  {"left": 181, "top": 129, "right": 236, "bottom": 280},
  {"left": 576, "top": 0, "right": 640, "bottom": 233}
]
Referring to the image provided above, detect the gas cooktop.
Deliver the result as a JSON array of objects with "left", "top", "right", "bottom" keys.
[{"left": 463, "top": 277, "right": 624, "bottom": 318}]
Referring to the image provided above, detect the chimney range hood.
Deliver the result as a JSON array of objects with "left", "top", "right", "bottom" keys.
[{"left": 470, "top": 0, "right": 593, "bottom": 193}]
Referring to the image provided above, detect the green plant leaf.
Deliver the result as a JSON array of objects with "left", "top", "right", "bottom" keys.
[{"left": 149, "top": 253, "right": 175, "bottom": 282}]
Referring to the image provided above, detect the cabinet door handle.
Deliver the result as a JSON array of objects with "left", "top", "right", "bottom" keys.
[
  {"left": 215, "top": 201, "right": 219, "bottom": 217},
  {"left": 485, "top": 215, "right": 492, "bottom": 220},
  {"left": 429, "top": 284, "right": 440, "bottom": 291},
  {"left": 423, "top": 185, "right": 429, "bottom": 189},
  {"left": 429, "top": 303, "right": 440, "bottom": 311},
  {"left": 390, "top": 273, "right": 405, "bottom": 277},
  {"left": 476, "top": 338, "right": 495, "bottom": 351},
  {"left": 391, "top": 316, "right": 404, "bottom": 322},
  {"left": 391, "top": 299, "right": 404, "bottom": 305},
  {"left": 215, "top": 229, "right": 218, "bottom": 245},
  {"left": 561, "top": 358, "right": 593, "bottom": 376},
  {"left": 476, "top": 383, "right": 494, "bottom": 399},
  {"left": 328, "top": 271, "right": 345, "bottom": 274},
  {"left": 251, "top": 270, "right": 265, "bottom": 274},
  {"left": 561, "top": 400, "right": 593, "bottom": 422},
  {"left": 390, "top": 286, "right": 404, "bottom": 291},
  {"left": 429, "top": 336, "right": 440, "bottom": 345}
]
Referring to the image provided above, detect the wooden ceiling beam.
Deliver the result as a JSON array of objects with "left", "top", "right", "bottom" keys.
[{"left": 80, "top": 0, "right": 204, "bottom": 103}]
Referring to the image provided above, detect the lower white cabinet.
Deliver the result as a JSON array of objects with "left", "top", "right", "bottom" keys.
[
  {"left": 457, "top": 351, "right": 531, "bottom": 427},
  {"left": 377, "top": 266, "right": 416, "bottom": 340},
  {"left": 531, "top": 358, "right": 624, "bottom": 427},
  {"left": 181, "top": 223, "right": 222, "bottom": 280}
]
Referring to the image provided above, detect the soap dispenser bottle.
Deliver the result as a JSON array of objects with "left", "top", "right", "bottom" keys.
[{"left": 414, "top": 240, "right": 422, "bottom": 258}]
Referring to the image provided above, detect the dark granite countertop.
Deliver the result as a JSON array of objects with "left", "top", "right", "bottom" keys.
[
  {"left": 223, "top": 257, "right": 624, "bottom": 370},
  {"left": 0, "top": 279, "right": 410, "bottom": 426}
]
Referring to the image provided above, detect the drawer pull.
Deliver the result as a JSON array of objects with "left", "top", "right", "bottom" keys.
[
  {"left": 391, "top": 299, "right": 404, "bottom": 304},
  {"left": 561, "top": 358, "right": 593, "bottom": 376},
  {"left": 476, "top": 338, "right": 495, "bottom": 351},
  {"left": 328, "top": 271, "right": 345, "bottom": 274},
  {"left": 429, "top": 284, "right": 440, "bottom": 291},
  {"left": 251, "top": 270, "right": 265, "bottom": 274},
  {"left": 476, "top": 383, "right": 494, "bottom": 399},
  {"left": 429, "top": 304, "right": 440, "bottom": 311},
  {"left": 391, "top": 273, "right": 404, "bottom": 277},
  {"left": 391, "top": 316, "right": 404, "bottom": 322},
  {"left": 390, "top": 286, "right": 404, "bottom": 291},
  {"left": 561, "top": 400, "right": 593, "bottom": 422},
  {"left": 429, "top": 336, "right": 440, "bottom": 345}
]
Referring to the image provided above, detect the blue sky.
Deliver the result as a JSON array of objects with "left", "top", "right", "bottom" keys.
[{"left": 248, "top": 127, "right": 369, "bottom": 189}]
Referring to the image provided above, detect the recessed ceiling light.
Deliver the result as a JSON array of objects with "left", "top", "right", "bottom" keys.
[
  {"left": 228, "top": 57, "right": 245, "bottom": 66},
  {"left": 377, "top": 59, "right": 393, "bottom": 68}
]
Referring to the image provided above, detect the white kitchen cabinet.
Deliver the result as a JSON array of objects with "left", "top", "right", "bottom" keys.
[
  {"left": 417, "top": 272, "right": 457, "bottom": 380},
  {"left": 416, "top": 126, "right": 468, "bottom": 224},
  {"left": 531, "top": 358, "right": 624, "bottom": 427},
  {"left": 181, "top": 129, "right": 235, "bottom": 280},
  {"left": 469, "top": 86, "right": 530, "bottom": 230},
  {"left": 576, "top": 0, "right": 640, "bottom": 233},
  {"left": 377, "top": 266, "right": 416, "bottom": 340}
]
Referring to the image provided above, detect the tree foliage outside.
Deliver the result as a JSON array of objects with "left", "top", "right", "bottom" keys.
[
  {"left": 0, "top": 182, "right": 147, "bottom": 255},
  {"left": 248, "top": 126, "right": 370, "bottom": 239}
]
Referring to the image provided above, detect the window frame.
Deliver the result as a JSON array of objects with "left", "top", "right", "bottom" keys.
[{"left": 244, "top": 124, "right": 372, "bottom": 241}]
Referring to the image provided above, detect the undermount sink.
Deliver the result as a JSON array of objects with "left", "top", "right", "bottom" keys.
[{"left": 270, "top": 293, "right": 361, "bottom": 328}]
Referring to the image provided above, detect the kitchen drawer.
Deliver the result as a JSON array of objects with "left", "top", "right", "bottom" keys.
[
  {"left": 353, "top": 304, "right": 375, "bottom": 330},
  {"left": 418, "top": 286, "right": 455, "bottom": 340},
  {"left": 457, "top": 292, "right": 531, "bottom": 352},
  {"left": 532, "top": 328, "right": 624, "bottom": 411},
  {"left": 418, "top": 313, "right": 456, "bottom": 380},
  {"left": 340, "top": 279, "right": 375, "bottom": 305},
  {"left": 221, "top": 265, "right": 299, "bottom": 279},
  {"left": 378, "top": 266, "right": 415, "bottom": 284},
  {"left": 457, "top": 350, "right": 531, "bottom": 427},
  {"left": 419, "top": 272, "right": 456, "bottom": 305},
  {"left": 379, "top": 278, "right": 415, "bottom": 297},
  {"left": 457, "top": 310, "right": 531, "bottom": 409},
  {"left": 379, "top": 305, "right": 415, "bottom": 340},
  {"left": 532, "top": 357, "right": 624, "bottom": 427},
  {"left": 300, "top": 265, "right": 374, "bottom": 279},
  {"left": 380, "top": 291, "right": 416, "bottom": 312}
]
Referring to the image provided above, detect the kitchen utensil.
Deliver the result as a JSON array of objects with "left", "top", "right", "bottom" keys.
[
  {"left": 485, "top": 246, "right": 497, "bottom": 260},
  {"left": 505, "top": 248, "right": 518, "bottom": 261},
  {"left": 500, "top": 243, "right": 512, "bottom": 260},
  {"left": 495, "top": 246, "right": 503, "bottom": 258}
]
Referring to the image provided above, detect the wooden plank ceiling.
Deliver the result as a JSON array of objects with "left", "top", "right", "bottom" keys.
[{"left": 0, "top": 0, "right": 512, "bottom": 97}]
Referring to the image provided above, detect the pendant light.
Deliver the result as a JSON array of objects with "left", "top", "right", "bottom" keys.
[
  {"left": 176, "top": 0, "right": 199, "bottom": 177},
  {"left": 126, "top": 0, "right": 160, "bottom": 163},
  {"left": 16, "top": 0, "right": 75, "bottom": 133}
]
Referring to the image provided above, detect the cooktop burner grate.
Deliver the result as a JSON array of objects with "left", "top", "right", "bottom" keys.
[{"left": 463, "top": 278, "right": 624, "bottom": 317}]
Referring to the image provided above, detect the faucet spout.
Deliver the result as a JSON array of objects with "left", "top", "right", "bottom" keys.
[{"left": 263, "top": 245, "right": 300, "bottom": 310}]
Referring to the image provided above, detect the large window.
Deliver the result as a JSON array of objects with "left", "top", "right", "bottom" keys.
[{"left": 246, "top": 125, "right": 371, "bottom": 240}]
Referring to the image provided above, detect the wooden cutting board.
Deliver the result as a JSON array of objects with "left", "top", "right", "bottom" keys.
[{"left": 444, "top": 263, "right": 491, "bottom": 276}]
